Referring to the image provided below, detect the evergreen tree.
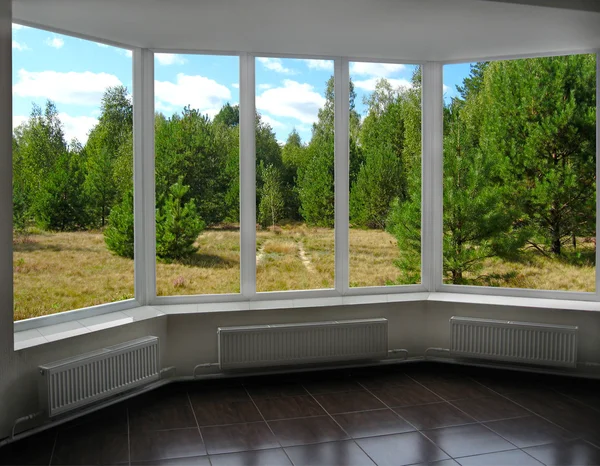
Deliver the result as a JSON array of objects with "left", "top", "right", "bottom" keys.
[
  {"left": 104, "top": 190, "right": 135, "bottom": 258},
  {"left": 156, "top": 177, "right": 205, "bottom": 260}
]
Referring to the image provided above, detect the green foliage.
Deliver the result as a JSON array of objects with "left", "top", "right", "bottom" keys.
[
  {"left": 258, "top": 163, "right": 285, "bottom": 228},
  {"left": 156, "top": 177, "right": 205, "bottom": 261},
  {"left": 298, "top": 140, "right": 335, "bottom": 227},
  {"left": 104, "top": 190, "right": 135, "bottom": 259}
]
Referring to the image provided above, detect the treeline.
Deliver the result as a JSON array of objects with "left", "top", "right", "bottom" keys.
[{"left": 12, "top": 55, "right": 596, "bottom": 281}]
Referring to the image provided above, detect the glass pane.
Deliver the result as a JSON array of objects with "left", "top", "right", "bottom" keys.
[
  {"left": 349, "top": 62, "right": 422, "bottom": 287},
  {"left": 154, "top": 54, "right": 240, "bottom": 296},
  {"left": 443, "top": 55, "right": 596, "bottom": 291},
  {"left": 255, "top": 57, "right": 335, "bottom": 292},
  {"left": 12, "top": 26, "right": 134, "bottom": 321}
]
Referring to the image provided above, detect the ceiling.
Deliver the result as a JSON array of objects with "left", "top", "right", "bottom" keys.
[{"left": 12, "top": 0, "right": 600, "bottom": 62}]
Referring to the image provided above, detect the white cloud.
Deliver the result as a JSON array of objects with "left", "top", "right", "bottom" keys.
[
  {"left": 119, "top": 49, "right": 133, "bottom": 58},
  {"left": 443, "top": 84, "right": 450, "bottom": 94},
  {"left": 350, "top": 62, "right": 406, "bottom": 77},
  {"left": 304, "top": 59, "right": 333, "bottom": 71},
  {"left": 258, "top": 83, "right": 272, "bottom": 90},
  {"left": 58, "top": 113, "right": 98, "bottom": 143},
  {"left": 155, "top": 73, "right": 231, "bottom": 116},
  {"left": 12, "top": 24, "right": 23, "bottom": 30},
  {"left": 12, "top": 113, "right": 98, "bottom": 144},
  {"left": 45, "top": 36, "right": 65, "bottom": 49},
  {"left": 260, "top": 114, "right": 285, "bottom": 129},
  {"left": 13, "top": 69, "right": 123, "bottom": 106},
  {"left": 231, "top": 83, "right": 239, "bottom": 89},
  {"left": 353, "top": 77, "right": 412, "bottom": 92},
  {"left": 97, "top": 43, "right": 109, "bottom": 48},
  {"left": 12, "top": 40, "right": 30, "bottom": 52},
  {"left": 155, "top": 53, "right": 187, "bottom": 66},
  {"left": 257, "top": 57, "right": 296, "bottom": 74},
  {"left": 256, "top": 79, "right": 325, "bottom": 124}
]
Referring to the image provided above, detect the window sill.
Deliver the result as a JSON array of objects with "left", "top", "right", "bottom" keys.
[{"left": 13, "top": 291, "right": 600, "bottom": 351}]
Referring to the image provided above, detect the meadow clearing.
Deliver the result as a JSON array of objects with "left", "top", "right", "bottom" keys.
[{"left": 12, "top": 225, "right": 596, "bottom": 321}]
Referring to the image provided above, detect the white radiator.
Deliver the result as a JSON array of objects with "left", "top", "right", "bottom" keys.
[
  {"left": 218, "top": 319, "right": 388, "bottom": 370},
  {"left": 39, "top": 336, "right": 160, "bottom": 417},
  {"left": 450, "top": 317, "right": 578, "bottom": 368}
]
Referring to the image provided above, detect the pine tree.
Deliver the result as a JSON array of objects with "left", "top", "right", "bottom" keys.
[
  {"left": 156, "top": 177, "right": 205, "bottom": 260},
  {"left": 104, "top": 190, "right": 135, "bottom": 258}
]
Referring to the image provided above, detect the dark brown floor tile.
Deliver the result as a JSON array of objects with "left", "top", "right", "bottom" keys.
[
  {"left": 254, "top": 395, "right": 325, "bottom": 420},
  {"left": 0, "top": 430, "right": 56, "bottom": 466},
  {"left": 245, "top": 383, "right": 307, "bottom": 399},
  {"left": 394, "top": 402, "right": 476, "bottom": 430},
  {"left": 369, "top": 382, "right": 443, "bottom": 407},
  {"left": 201, "top": 422, "right": 279, "bottom": 455},
  {"left": 455, "top": 449, "right": 543, "bottom": 466},
  {"left": 188, "top": 386, "right": 250, "bottom": 403},
  {"left": 129, "top": 428, "right": 206, "bottom": 463},
  {"left": 416, "top": 376, "right": 495, "bottom": 401},
  {"left": 523, "top": 439, "right": 600, "bottom": 466},
  {"left": 303, "top": 378, "right": 363, "bottom": 394},
  {"left": 284, "top": 440, "right": 375, "bottom": 466},
  {"left": 131, "top": 456, "right": 210, "bottom": 465},
  {"left": 191, "top": 400, "right": 263, "bottom": 426},
  {"left": 354, "top": 371, "right": 413, "bottom": 390},
  {"left": 451, "top": 395, "right": 530, "bottom": 422},
  {"left": 423, "top": 424, "right": 515, "bottom": 458},
  {"left": 313, "top": 390, "right": 385, "bottom": 414},
  {"left": 333, "top": 409, "right": 415, "bottom": 438},
  {"left": 210, "top": 448, "right": 293, "bottom": 466},
  {"left": 128, "top": 393, "right": 197, "bottom": 432},
  {"left": 356, "top": 432, "right": 450, "bottom": 466},
  {"left": 471, "top": 372, "right": 552, "bottom": 395},
  {"left": 268, "top": 415, "right": 348, "bottom": 446},
  {"left": 51, "top": 429, "right": 129, "bottom": 465},
  {"left": 60, "top": 403, "right": 128, "bottom": 436},
  {"left": 484, "top": 416, "right": 575, "bottom": 448}
]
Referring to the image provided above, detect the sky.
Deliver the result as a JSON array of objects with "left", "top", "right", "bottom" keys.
[{"left": 12, "top": 24, "right": 470, "bottom": 145}]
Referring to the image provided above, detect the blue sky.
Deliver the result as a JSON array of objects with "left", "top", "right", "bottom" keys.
[{"left": 12, "top": 24, "right": 470, "bottom": 145}]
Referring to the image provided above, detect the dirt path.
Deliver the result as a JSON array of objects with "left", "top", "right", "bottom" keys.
[{"left": 298, "top": 241, "right": 315, "bottom": 273}]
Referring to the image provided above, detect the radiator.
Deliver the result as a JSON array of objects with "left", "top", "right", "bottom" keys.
[
  {"left": 39, "top": 336, "right": 160, "bottom": 417},
  {"left": 450, "top": 317, "right": 578, "bottom": 368},
  {"left": 218, "top": 319, "right": 388, "bottom": 370}
]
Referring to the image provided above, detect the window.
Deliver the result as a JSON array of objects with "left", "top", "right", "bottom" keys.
[
  {"left": 443, "top": 55, "right": 597, "bottom": 291},
  {"left": 255, "top": 57, "right": 335, "bottom": 292},
  {"left": 154, "top": 54, "right": 240, "bottom": 296},
  {"left": 349, "top": 62, "right": 422, "bottom": 287},
  {"left": 12, "top": 25, "right": 134, "bottom": 321}
]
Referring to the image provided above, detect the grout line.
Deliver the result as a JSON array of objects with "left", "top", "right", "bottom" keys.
[
  {"left": 47, "top": 430, "right": 58, "bottom": 466},
  {"left": 353, "top": 379, "right": 456, "bottom": 461},
  {"left": 186, "top": 390, "right": 211, "bottom": 465},
  {"left": 300, "top": 382, "right": 381, "bottom": 466},
  {"left": 242, "top": 385, "right": 295, "bottom": 465},
  {"left": 126, "top": 407, "right": 131, "bottom": 466}
]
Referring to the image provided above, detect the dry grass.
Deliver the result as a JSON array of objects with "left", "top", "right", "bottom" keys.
[
  {"left": 13, "top": 231, "right": 134, "bottom": 321},
  {"left": 12, "top": 226, "right": 596, "bottom": 321}
]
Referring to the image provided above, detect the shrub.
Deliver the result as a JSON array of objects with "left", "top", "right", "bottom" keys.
[{"left": 104, "top": 190, "right": 134, "bottom": 258}]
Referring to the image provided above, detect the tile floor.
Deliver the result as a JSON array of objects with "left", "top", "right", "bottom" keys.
[{"left": 2, "top": 362, "right": 600, "bottom": 465}]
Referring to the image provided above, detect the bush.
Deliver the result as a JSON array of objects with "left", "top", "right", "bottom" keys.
[
  {"left": 156, "top": 177, "right": 205, "bottom": 260},
  {"left": 104, "top": 190, "right": 134, "bottom": 258}
]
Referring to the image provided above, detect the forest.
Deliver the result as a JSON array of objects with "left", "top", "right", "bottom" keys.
[{"left": 12, "top": 54, "right": 597, "bottom": 319}]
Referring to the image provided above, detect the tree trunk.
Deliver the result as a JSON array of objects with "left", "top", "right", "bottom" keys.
[
  {"left": 551, "top": 230, "right": 561, "bottom": 255},
  {"left": 452, "top": 270, "right": 462, "bottom": 284}
]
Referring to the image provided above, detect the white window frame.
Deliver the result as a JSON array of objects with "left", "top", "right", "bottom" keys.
[{"left": 9, "top": 21, "right": 600, "bottom": 332}]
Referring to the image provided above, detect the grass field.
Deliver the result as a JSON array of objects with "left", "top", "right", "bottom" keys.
[{"left": 13, "top": 226, "right": 596, "bottom": 321}]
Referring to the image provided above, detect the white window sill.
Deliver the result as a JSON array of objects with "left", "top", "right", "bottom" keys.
[{"left": 13, "top": 291, "right": 600, "bottom": 351}]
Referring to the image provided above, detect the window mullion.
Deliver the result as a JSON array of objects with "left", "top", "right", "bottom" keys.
[
  {"left": 133, "top": 48, "right": 156, "bottom": 305},
  {"left": 240, "top": 53, "right": 256, "bottom": 299},
  {"left": 421, "top": 62, "right": 444, "bottom": 292},
  {"left": 334, "top": 58, "right": 350, "bottom": 295}
]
